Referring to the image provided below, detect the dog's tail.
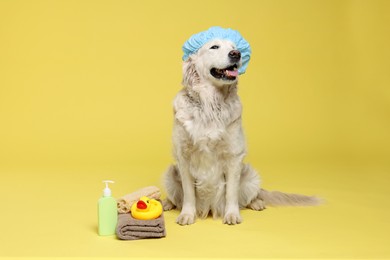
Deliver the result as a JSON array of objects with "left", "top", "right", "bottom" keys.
[{"left": 259, "top": 188, "right": 322, "bottom": 207}]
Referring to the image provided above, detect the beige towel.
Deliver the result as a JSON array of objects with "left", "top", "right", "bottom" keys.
[
  {"left": 117, "top": 186, "right": 161, "bottom": 214},
  {"left": 116, "top": 213, "right": 166, "bottom": 240}
]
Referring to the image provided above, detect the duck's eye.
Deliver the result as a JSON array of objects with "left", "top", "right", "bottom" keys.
[{"left": 210, "top": 45, "right": 219, "bottom": 49}]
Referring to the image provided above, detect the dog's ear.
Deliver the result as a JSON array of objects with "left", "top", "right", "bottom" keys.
[{"left": 182, "top": 57, "right": 200, "bottom": 88}]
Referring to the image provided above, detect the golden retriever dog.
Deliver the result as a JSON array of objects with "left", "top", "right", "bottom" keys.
[{"left": 163, "top": 35, "right": 320, "bottom": 225}]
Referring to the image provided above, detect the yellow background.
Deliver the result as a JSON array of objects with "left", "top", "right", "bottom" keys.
[{"left": 0, "top": 0, "right": 389, "bottom": 259}]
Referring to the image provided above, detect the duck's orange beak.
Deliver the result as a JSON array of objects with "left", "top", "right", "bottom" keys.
[{"left": 137, "top": 200, "right": 148, "bottom": 209}]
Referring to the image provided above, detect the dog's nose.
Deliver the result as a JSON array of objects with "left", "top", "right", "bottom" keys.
[{"left": 228, "top": 50, "right": 241, "bottom": 62}]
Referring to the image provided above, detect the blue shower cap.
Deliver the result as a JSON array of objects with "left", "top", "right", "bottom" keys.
[{"left": 182, "top": 26, "right": 251, "bottom": 74}]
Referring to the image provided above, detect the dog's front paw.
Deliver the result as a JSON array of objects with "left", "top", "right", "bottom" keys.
[
  {"left": 176, "top": 213, "right": 196, "bottom": 225},
  {"left": 223, "top": 212, "right": 242, "bottom": 225}
]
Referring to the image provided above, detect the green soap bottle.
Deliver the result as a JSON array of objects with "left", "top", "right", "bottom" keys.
[{"left": 98, "top": 180, "right": 118, "bottom": 236}]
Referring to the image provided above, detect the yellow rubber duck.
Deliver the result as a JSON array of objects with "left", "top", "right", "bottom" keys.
[{"left": 130, "top": 196, "right": 163, "bottom": 220}]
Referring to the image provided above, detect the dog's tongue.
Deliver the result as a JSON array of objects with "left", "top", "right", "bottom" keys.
[{"left": 225, "top": 69, "right": 238, "bottom": 77}]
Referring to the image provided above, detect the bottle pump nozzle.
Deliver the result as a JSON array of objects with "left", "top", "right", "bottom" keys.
[{"left": 102, "top": 180, "right": 114, "bottom": 197}]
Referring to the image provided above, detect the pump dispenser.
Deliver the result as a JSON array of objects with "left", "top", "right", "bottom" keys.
[
  {"left": 103, "top": 180, "right": 113, "bottom": 196},
  {"left": 98, "top": 180, "right": 118, "bottom": 236}
]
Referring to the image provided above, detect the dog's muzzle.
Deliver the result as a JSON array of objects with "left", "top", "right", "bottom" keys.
[
  {"left": 210, "top": 49, "right": 241, "bottom": 81},
  {"left": 210, "top": 64, "right": 239, "bottom": 81}
]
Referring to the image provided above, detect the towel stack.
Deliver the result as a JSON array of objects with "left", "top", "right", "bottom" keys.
[
  {"left": 116, "top": 187, "right": 166, "bottom": 240},
  {"left": 116, "top": 212, "right": 166, "bottom": 240}
]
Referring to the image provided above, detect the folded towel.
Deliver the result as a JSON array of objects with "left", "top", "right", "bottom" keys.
[
  {"left": 117, "top": 186, "right": 161, "bottom": 214},
  {"left": 116, "top": 213, "right": 166, "bottom": 240}
]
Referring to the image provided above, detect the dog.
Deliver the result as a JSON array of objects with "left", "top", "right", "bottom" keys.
[{"left": 163, "top": 37, "right": 320, "bottom": 225}]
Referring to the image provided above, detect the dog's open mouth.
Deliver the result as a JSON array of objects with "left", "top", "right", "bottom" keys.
[{"left": 210, "top": 64, "right": 239, "bottom": 80}]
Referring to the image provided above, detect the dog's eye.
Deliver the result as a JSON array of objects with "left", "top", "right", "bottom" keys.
[{"left": 210, "top": 45, "right": 219, "bottom": 49}]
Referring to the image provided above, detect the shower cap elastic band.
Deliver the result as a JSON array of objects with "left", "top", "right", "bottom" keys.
[{"left": 182, "top": 26, "right": 251, "bottom": 75}]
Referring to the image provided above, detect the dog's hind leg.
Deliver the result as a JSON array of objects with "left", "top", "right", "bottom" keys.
[
  {"left": 163, "top": 164, "right": 183, "bottom": 211},
  {"left": 238, "top": 164, "right": 266, "bottom": 211},
  {"left": 247, "top": 192, "right": 266, "bottom": 211}
]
